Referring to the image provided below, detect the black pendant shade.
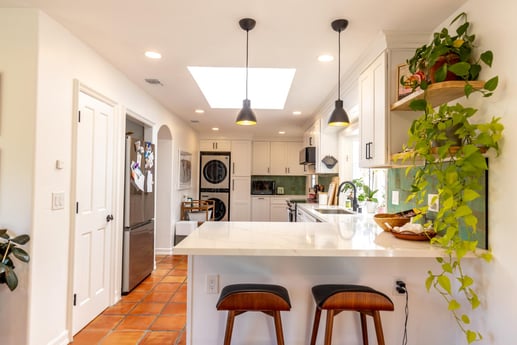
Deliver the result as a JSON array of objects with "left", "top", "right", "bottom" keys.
[
  {"left": 236, "top": 18, "right": 257, "bottom": 126},
  {"left": 235, "top": 99, "right": 257, "bottom": 125},
  {"left": 328, "top": 19, "right": 350, "bottom": 127}
]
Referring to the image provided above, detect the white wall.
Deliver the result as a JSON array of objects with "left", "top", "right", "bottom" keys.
[
  {"left": 0, "top": 9, "right": 38, "bottom": 345},
  {"left": 453, "top": 1, "right": 517, "bottom": 343},
  {"left": 0, "top": 8, "right": 199, "bottom": 345}
]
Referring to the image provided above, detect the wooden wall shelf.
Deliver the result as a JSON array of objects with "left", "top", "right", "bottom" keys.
[{"left": 391, "top": 80, "right": 485, "bottom": 111}]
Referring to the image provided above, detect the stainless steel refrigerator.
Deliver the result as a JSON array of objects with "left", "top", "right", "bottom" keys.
[{"left": 122, "top": 135, "right": 155, "bottom": 293}]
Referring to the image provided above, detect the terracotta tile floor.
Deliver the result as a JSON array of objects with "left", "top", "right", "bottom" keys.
[{"left": 70, "top": 255, "right": 187, "bottom": 345}]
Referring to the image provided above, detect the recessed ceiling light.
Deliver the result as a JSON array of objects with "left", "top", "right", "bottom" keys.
[
  {"left": 278, "top": 131, "right": 286, "bottom": 135},
  {"left": 195, "top": 109, "right": 205, "bottom": 114},
  {"left": 212, "top": 127, "right": 219, "bottom": 131},
  {"left": 145, "top": 51, "right": 162, "bottom": 59},
  {"left": 318, "top": 54, "right": 334, "bottom": 62},
  {"left": 292, "top": 111, "right": 302, "bottom": 115},
  {"left": 188, "top": 66, "right": 296, "bottom": 109}
]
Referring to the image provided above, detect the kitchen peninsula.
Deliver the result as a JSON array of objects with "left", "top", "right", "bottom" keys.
[{"left": 174, "top": 213, "right": 485, "bottom": 345}]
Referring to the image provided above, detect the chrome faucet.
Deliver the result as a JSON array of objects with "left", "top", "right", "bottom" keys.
[{"left": 337, "top": 181, "right": 359, "bottom": 212}]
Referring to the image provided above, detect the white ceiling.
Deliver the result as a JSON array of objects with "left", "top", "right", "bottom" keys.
[{"left": 1, "top": 0, "right": 467, "bottom": 139}]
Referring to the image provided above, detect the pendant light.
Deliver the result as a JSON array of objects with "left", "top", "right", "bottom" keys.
[
  {"left": 236, "top": 18, "right": 257, "bottom": 126},
  {"left": 328, "top": 19, "right": 350, "bottom": 127}
]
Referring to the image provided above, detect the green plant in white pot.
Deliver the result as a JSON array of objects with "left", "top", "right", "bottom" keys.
[{"left": 0, "top": 229, "right": 30, "bottom": 291}]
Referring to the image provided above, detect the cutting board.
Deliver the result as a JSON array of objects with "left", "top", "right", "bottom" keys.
[{"left": 327, "top": 183, "right": 336, "bottom": 205}]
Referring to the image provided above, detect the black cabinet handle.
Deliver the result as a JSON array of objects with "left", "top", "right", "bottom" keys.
[{"left": 106, "top": 214, "right": 114, "bottom": 222}]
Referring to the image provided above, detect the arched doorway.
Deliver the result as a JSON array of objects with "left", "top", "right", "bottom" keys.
[{"left": 156, "top": 125, "right": 173, "bottom": 254}]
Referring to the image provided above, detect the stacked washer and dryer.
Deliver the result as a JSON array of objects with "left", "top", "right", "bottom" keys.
[{"left": 199, "top": 152, "right": 231, "bottom": 221}]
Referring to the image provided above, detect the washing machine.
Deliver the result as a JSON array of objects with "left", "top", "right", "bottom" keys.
[
  {"left": 200, "top": 191, "right": 229, "bottom": 221},
  {"left": 200, "top": 153, "right": 231, "bottom": 190}
]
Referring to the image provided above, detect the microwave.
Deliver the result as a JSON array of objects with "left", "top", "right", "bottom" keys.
[
  {"left": 299, "top": 146, "right": 316, "bottom": 165},
  {"left": 251, "top": 180, "right": 276, "bottom": 195}
]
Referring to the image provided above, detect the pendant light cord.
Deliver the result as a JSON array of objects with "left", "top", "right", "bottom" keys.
[
  {"left": 245, "top": 29, "right": 249, "bottom": 100},
  {"left": 337, "top": 29, "right": 341, "bottom": 101}
]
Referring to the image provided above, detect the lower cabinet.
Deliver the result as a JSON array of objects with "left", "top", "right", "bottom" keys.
[
  {"left": 270, "top": 197, "right": 288, "bottom": 222},
  {"left": 251, "top": 196, "right": 270, "bottom": 221},
  {"left": 230, "top": 177, "right": 251, "bottom": 221},
  {"left": 296, "top": 207, "right": 320, "bottom": 222}
]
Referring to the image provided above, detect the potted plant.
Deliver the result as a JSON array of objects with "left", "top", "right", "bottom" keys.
[
  {"left": 0, "top": 229, "right": 30, "bottom": 291},
  {"left": 342, "top": 178, "right": 379, "bottom": 213},
  {"left": 398, "top": 13, "right": 504, "bottom": 343},
  {"left": 402, "top": 12, "right": 497, "bottom": 99}
]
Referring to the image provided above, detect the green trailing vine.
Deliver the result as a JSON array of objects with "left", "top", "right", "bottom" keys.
[{"left": 400, "top": 12, "right": 504, "bottom": 344}]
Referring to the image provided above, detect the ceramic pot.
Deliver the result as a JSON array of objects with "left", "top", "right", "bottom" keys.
[{"left": 429, "top": 53, "right": 461, "bottom": 83}]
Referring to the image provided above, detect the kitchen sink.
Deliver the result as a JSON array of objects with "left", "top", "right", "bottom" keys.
[{"left": 314, "top": 208, "right": 354, "bottom": 215}]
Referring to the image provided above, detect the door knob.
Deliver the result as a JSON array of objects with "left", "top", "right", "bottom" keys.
[{"left": 106, "top": 214, "right": 114, "bottom": 222}]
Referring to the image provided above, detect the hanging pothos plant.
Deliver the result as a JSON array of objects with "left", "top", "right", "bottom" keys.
[{"left": 399, "top": 12, "right": 505, "bottom": 344}]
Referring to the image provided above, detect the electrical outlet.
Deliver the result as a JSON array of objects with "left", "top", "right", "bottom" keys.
[
  {"left": 206, "top": 274, "right": 219, "bottom": 294},
  {"left": 395, "top": 280, "right": 407, "bottom": 294},
  {"left": 392, "top": 191, "right": 399, "bottom": 205},
  {"left": 428, "top": 194, "right": 439, "bottom": 212}
]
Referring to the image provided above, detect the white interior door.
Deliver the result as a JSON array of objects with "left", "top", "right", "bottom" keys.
[{"left": 72, "top": 91, "right": 114, "bottom": 334}]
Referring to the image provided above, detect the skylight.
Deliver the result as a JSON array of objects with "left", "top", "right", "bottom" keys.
[{"left": 188, "top": 67, "right": 296, "bottom": 109}]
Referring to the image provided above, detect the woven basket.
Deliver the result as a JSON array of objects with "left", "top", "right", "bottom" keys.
[{"left": 373, "top": 213, "right": 410, "bottom": 232}]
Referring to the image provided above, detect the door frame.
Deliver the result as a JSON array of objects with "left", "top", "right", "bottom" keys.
[{"left": 67, "top": 80, "right": 122, "bottom": 338}]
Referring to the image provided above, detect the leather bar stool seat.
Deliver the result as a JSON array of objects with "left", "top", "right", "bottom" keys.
[
  {"left": 216, "top": 283, "right": 291, "bottom": 345},
  {"left": 310, "top": 284, "right": 394, "bottom": 345}
]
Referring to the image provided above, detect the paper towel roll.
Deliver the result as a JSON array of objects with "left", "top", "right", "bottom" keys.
[{"left": 319, "top": 192, "right": 328, "bottom": 205}]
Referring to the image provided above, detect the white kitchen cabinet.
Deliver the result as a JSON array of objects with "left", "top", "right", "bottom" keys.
[
  {"left": 296, "top": 206, "right": 320, "bottom": 222},
  {"left": 251, "top": 196, "right": 270, "bottom": 221},
  {"left": 358, "top": 48, "right": 422, "bottom": 168},
  {"left": 270, "top": 197, "right": 288, "bottom": 222},
  {"left": 231, "top": 140, "right": 251, "bottom": 176},
  {"left": 270, "top": 141, "right": 305, "bottom": 175},
  {"left": 303, "top": 119, "right": 338, "bottom": 174},
  {"left": 200, "top": 139, "right": 231, "bottom": 152},
  {"left": 252, "top": 141, "right": 304, "bottom": 175},
  {"left": 252, "top": 141, "right": 270, "bottom": 175},
  {"left": 230, "top": 176, "right": 251, "bottom": 221}
]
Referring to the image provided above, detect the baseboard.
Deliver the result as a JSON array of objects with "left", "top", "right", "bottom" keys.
[
  {"left": 46, "top": 330, "right": 69, "bottom": 345},
  {"left": 155, "top": 247, "right": 173, "bottom": 255}
]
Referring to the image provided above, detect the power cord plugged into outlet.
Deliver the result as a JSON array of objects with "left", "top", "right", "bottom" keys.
[
  {"left": 395, "top": 280, "right": 409, "bottom": 345},
  {"left": 396, "top": 280, "right": 407, "bottom": 294}
]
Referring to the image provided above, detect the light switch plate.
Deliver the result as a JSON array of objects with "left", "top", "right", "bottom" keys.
[
  {"left": 428, "top": 194, "right": 439, "bottom": 212},
  {"left": 392, "top": 191, "right": 399, "bottom": 206},
  {"left": 52, "top": 192, "right": 65, "bottom": 210}
]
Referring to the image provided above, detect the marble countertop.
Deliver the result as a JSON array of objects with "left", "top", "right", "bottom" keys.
[{"left": 173, "top": 214, "right": 446, "bottom": 257}]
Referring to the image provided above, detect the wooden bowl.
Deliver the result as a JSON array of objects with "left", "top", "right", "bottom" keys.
[{"left": 373, "top": 213, "right": 411, "bottom": 232}]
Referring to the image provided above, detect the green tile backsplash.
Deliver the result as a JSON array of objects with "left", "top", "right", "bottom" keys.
[
  {"left": 387, "top": 165, "right": 487, "bottom": 249},
  {"left": 252, "top": 175, "right": 306, "bottom": 195}
]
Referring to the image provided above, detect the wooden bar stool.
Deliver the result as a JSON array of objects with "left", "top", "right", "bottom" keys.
[
  {"left": 310, "top": 284, "right": 394, "bottom": 345},
  {"left": 216, "top": 283, "right": 291, "bottom": 345}
]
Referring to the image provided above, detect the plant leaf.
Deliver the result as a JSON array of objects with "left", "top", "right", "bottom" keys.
[
  {"left": 448, "top": 299, "right": 461, "bottom": 311},
  {"left": 409, "top": 99, "right": 427, "bottom": 111},
  {"left": 463, "top": 189, "right": 480, "bottom": 202},
  {"left": 466, "top": 330, "right": 477, "bottom": 344},
  {"left": 480, "top": 50, "right": 493, "bottom": 67},
  {"left": 448, "top": 62, "right": 470, "bottom": 77},
  {"left": 12, "top": 247, "right": 30, "bottom": 263},
  {"left": 434, "top": 63, "right": 448, "bottom": 82},
  {"left": 437, "top": 275, "right": 452, "bottom": 294},
  {"left": 484, "top": 76, "right": 499, "bottom": 91},
  {"left": 461, "top": 314, "right": 471, "bottom": 324},
  {"left": 4, "top": 265, "right": 18, "bottom": 291},
  {"left": 11, "top": 234, "right": 30, "bottom": 245}
]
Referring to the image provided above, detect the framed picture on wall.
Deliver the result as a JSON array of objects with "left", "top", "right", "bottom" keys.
[
  {"left": 397, "top": 63, "right": 419, "bottom": 100},
  {"left": 178, "top": 150, "right": 192, "bottom": 190}
]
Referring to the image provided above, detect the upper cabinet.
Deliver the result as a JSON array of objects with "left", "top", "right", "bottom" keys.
[
  {"left": 303, "top": 119, "right": 338, "bottom": 173},
  {"left": 252, "top": 141, "right": 271, "bottom": 175},
  {"left": 358, "top": 47, "right": 423, "bottom": 168},
  {"left": 230, "top": 140, "right": 251, "bottom": 176},
  {"left": 200, "top": 139, "right": 231, "bottom": 152},
  {"left": 252, "top": 141, "right": 305, "bottom": 175}
]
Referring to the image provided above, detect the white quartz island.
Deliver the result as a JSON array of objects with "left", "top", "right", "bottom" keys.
[{"left": 174, "top": 217, "right": 481, "bottom": 345}]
